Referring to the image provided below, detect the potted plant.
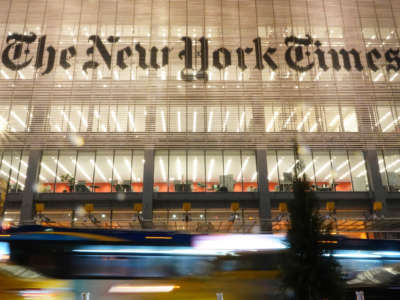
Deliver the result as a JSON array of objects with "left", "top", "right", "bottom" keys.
[{"left": 60, "top": 174, "right": 75, "bottom": 192}]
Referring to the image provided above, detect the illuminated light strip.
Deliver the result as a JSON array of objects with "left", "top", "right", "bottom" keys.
[
  {"left": 107, "top": 159, "right": 121, "bottom": 181},
  {"left": 177, "top": 111, "right": 182, "bottom": 132},
  {"left": 207, "top": 159, "right": 215, "bottom": 182},
  {"left": 324, "top": 174, "right": 332, "bottom": 181},
  {"left": 159, "top": 158, "right": 167, "bottom": 182},
  {"left": 375, "top": 111, "right": 391, "bottom": 126},
  {"left": 192, "top": 158, "right": 198, "bottom": 182},
  {"left": 77, "top": 111, "right": 88, "bottom": 128},
  {"left": 238, "top": 111, "right": 245, "bottom": 132},
  {"left": 19, "top": 160, "right": 28, "bottom": 168},
  {"left": 0, "top": 70, "right": 9, "bottom": 79},
  {"left": 298, "top": 159, "right": 316, "bottom": 178},
  {"left": 109, "top": 285, "right": 179, "bottom": 294},
  {"left": 286, "top": 160, "right": 299, "bottom": 173},
  {"left": 297, "top": 111, "right": 311, "bottom": 131},
  {"left": 0, "top": 115, "right": 7, "bottom": 130},
  {"left": 338, "top": 171, "right": 350, "bottom": 181},
  {"left": 17, "top": 71, "right": 25, "bottom": 79},
  {"left": 373, "top": 72, "right": 383, "bottom": 82},
  {"left": 251, "top": 171, "right": 257, "bottom": 181},
  {"left": 310, "top": 123, "right": 318, "bottom": 132},
  {"left": 73, "top": 247, "right": 232, "bottom": 256},
  {"left": 124, "top": 158, "right": 136, "bottom": 181},
  {"left": 236, "top": 157, "right": 249, "bottom": 182},
  {"left": 90, "top": 160, "right": 107, "bottom": 182},
  {"left": 10, "top": 111, "right": 26, "bottom": 128},
  {"left": 284, "top": 112, "right": 294, "bottom": 128},
  {"left": 224, "top": 159, "right": 232, "bottom": 175},
  {"left": 41, "top": 162, "right": 60, "bottom": 181},
  {"left": 382, "top": 116, "right": 400, "bottom": 132},
  {"left": 55, "top": 125, "right": 62, "bottom": 132},
  {"left": 72, "top": 159, "right": 92, "bottom": 181},
  {"left": 390, "top": 73, "right": 399, "bottom": 81},
  {"left": 97, "top": 69, "right": 103, "bottom": 79},
  {"left": 53, "top": 158, "right": 72, "bottom": 176},
  {"left": 61, "top": 111, "right": 76, "bottom": 132},
  {"left": 81, "top": 70, "right": 88, "bottom": 79},
  {"left": 113, "top": 70, "right": 119, "bottom": 80},
  {"left": 314, "top": 71, "right": 322, "bottom": 81},
  {"left": 311, "top": 160, "right": 332, "bottom": 179},
  {"left": 268, "top": 159, "right": 282, "bottom": 180},
  {"left": 270, "top": 71, "right": 275, "bottom": 80},
  {"left": 128, "top": 112, "right": 135, "bottom": 131},
  {"left": 192, "top": 111, "right": 197, "bottom": 132},
  {"left": 145, "top": 236, "right": 173, "bottom": 240},
  {"left": 161, "top": 111, "right": 167, "bottom": 132},
  {"left": 350, "top": 160, "right": 365, "bottom": 172},
  {"left": 357, "top": 170, "right": 367, "bottom": 178},
  {"left": 39, "top": 174, "right": 47, "bottom": 181},
  {"left": 336, "top": 160, "right": 349, "bottom": 171},
  {"left": 0, "top": 170, "right": 25, "bottom": 188},
  {"left": 266, "top": 111, "right": 279, "bottom": 132},
  {"left": 1, "top": 160, "right": 26, "bottom": 179},
  {"left": 65, "top": 70, "right": 72, "bottom": 80},
  {"left": 94, "top": 110, "right": 100, "bottom": 119},
  {"left": 101, "top": 124, "right": 107, "bottom": 132},
  {"left": 328, "top": 114, "right": 340, "bottom": 127},
  {"left": 176, "top": 158, "right": 182, "bottom": 181},
  {"left": 223, "top": 111, "right": 230, "bottom": 132},
  {"left": 299, "top": 73, "right": 305, "bottom": 81},
  {"left": 111, "top": 111, "right": 122, "bottom": 132},
  {"left": 386, "top": 159, "right": 400, "bottom": 170},
  {"left": 207, "top": 111, "right": 213, "bottom": 132}
]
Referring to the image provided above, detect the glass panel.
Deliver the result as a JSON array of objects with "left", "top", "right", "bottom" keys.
[
  {"left": 298, "top": 149, "right": 316, "bottom": 186},
  {"left": 9, "top": 105, "right": 28, "bottom": 132},
  {"left": 206, "top": 106, "right": 222, "bottom": 132},
  {"left": 312, "top": 151, "right": 333, "bottom": 191},
  {"left": 223, "top": 150, "right": 241, "bottom": 192},
  {"left": 267, "top": 150, "right": 279, "bottom": 191},
  {"left": 342, "top": 106, "right": 358, "bottom": 132},
  {"left": 132, "top": 150, "right": 144, "bottom": 192},
  {"left": 188, "top": 106, "right": 204, "bottom": 133},
  {"left": 156, "top": 105, "right": 168, "bottom": 132},
  {"left": 188, "top": 150, "right": 205, "bottom": 192},
  {"left": 39, "top": 151, "right": 58, "bottom": 193},
  {"left": 93, "top": 150, "right": 113, "bottom": 192},
  {"left": 382, "top": 150, "right": 400, "bottom": 192},
  {"left": 242, "top": 150, "right": 257, "bottom": 192},
  {"left": 154, "top": 150, "right": 168, "bottom": 192},
  {"left": 377, "top": 151, "right": 388, "bottom": 189},
  {"left": 55, "top": 150, "right": 77, "bottom": 193},
  {"left": 331, "top": 151, "right": 352, "bottom": 192},
  {"left": 377, "top": 106, "right": 396, "bottom": 132},
  {"left": 324, "top": 106, "right": 341, "bottom": 132},
  {"left": 348, "top": 151, "right": 368, "bottom": 192},
  {"left": 170, "top": 106, "right": 186, "bottom": 132},
  {"left": 75, "top": 151, "right": 95, "bottom": 192},
  {"left": 276, "top": 150, "right": 295, "bottom": 192},
  {"left": 169, "top": 150, "right": 187, "bottom": 192},
  {"left": 205, "top": 150, "right": 223, "bottom": 192}
]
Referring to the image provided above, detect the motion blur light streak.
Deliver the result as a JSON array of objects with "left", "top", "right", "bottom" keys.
[{"left": 108, "top": 285, "right": 179, "bottom": 293}]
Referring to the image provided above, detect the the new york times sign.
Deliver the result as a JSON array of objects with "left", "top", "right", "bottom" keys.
[{"left": 3, "top": 32, "right": 400, "bottom": 80}]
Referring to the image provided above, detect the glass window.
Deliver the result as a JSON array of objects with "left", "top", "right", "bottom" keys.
[
  {"left": 156, "top": 105, "right": 168, "bottom": 132},
  {"left": 206, "top": 107, "right": 222, "bottom": 132},
  {"left": 154, "top": 150, "right": 168, "bottom": 192},
  {"left": 132, "top": 151, "right": 144, "bottom": 192},
  {"left": 312, "top": 151, "right": 333, "bottom": 191},
  {"left": 242, "top": 150, "right": 257, "bottom": 192},
  {"left": 298, "top": 148, "right": 316, "bottom": 186},
  {"left": 55, "top": 151, "right": 77, "bottom": 193},
  {"left": 223, "top": 150, "right": 241, "bottom": 192},
  {"left": 376, "top": 106, "right": 397, "bottom": 133},
  {"left": 267, "top": 150, "right": 279, "bottom": 191},
  {"left": 348, "top": 151, "right": 368, "bottom": 192},
  {"left": 38, "top": 151, "right": 58, "bottom": 193},
  {"left": 93, "top": 150, "right": 113, "bottom": 192},
  {"left": 342, "top": 106, "right": 358, "bottom": 132},
  {"left": 324, "top": 106, "right": 341, "bottom": 132},
  {"left": 380, "top": 150, "right": 400, "bottom": 192},
  {"left": 75, "top": 152, "right": 95, "bottom": 192},
  {"left": 377, "top": 151, "right": 388, "bottom": 188},
  {"left": 170, "top": 106, "right": 186, "bottom": 132},
  {"left": 188, "top": 150, "right": 205, "bottom": 192},
  {"left": 113, "top": 150, "right": 133, "bottom": 192},
  {"left": 169, "top": 150, "right": 187, "bottom": 192},
  {"left": 331, "top": 151, "right": 352, "bottom": 192},
  {"left": 205, "top": 150, "right": 223, "bottom": 191},
  {"left": 188, "top": 106, "right": 204, "bottom": 133},
  {"left": 9, "top": 105, "right": 28, "bottom": 132}
]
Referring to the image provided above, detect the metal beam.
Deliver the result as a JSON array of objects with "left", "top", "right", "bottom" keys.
[
  {"left": 256, "top": 149, "right": 272, "bottom": 232},
  {"left": 142, "top": 149, "right": 154, "bottom": 228}
]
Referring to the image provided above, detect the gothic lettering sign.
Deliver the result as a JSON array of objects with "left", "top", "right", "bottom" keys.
[{"left": 2, "top": 32, "right": 399, "bottom": 81}]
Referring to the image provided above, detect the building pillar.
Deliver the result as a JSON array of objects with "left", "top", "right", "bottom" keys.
[
  {"left": 365, "top": 150, "right": 386, "bottom": 215},
  {"left": 256, "top": 149, "right": 272, "bottom": 232},
  {"left": 19, "top": 150, "right": 41, "bottom": 225},
  {"left": 142, "top": 149, "right": 154, "bottom": 229}
]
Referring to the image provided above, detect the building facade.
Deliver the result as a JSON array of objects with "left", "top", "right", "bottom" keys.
[{"left": 1, "top": 0, "right": 400, "bottom": 234}]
